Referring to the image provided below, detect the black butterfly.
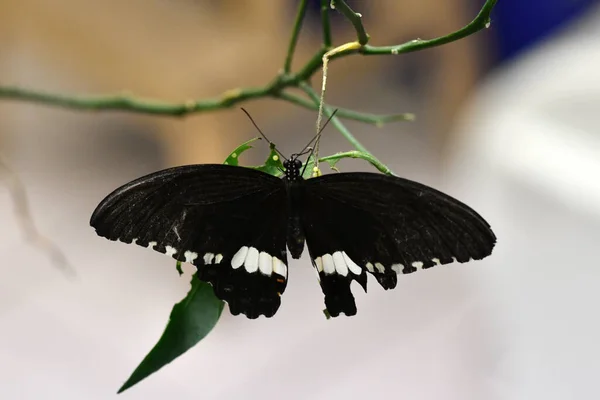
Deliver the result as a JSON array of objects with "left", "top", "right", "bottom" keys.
[{"left": 90, "top": 151, "right": 496, "bottom": 319}]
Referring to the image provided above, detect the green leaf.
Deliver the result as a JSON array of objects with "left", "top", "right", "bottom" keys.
[
  {"left": 223, "top": 137, "right": 261, "bottom": 166},
  {"left": 302, "top": 154, "right": 318, "bottom": 178},
  {"left": 224, "top": 137, "right": 284, "bottom": 178},
  {"left": 252, "top": 143, "right": 285, "bottom": 177},
  {"left": 322, "top": 157, "right": 342, "bottom": 173},
  {"left": 118, "top": 276, "right": 224, "bottom": 393}
]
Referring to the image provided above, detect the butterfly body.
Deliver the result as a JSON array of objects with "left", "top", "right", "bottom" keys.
[
  {"left": 283, "top": 159, "right": 307, "bottom": 259},
  {"left": 90, "top": 158, "right": 496, "bottom": 319}
]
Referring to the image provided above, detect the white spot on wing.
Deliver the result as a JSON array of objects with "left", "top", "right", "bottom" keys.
[
  {"left": 391, "top": 264, "right": 403, "bottom": 274},
  {"left": 204, "top": 253, "right": 215, "bottom": 264},
  {"left": 132, "top": 238, "right": 138, "bottom": 245},
  {"left": 215, "top": 254, "right": 223, "bottom": 264},
  {"left": 322, "top": 254, "right": 335, "bottom": 275},
  {"left": 165, "top": 246, "right": 177, "bottom": 257},
  {"left": 375, "top": 262, "right": 385, "bottom": 273},
  {"left": 315, "top": 257, "right": 324, "bottom": 272},
  {"left": 432, "top": 258, "right": 441, "bottom": 266},
  {"left": 148, "top": 241, "right": 157, "bottom": 249},
  {"left": 332, "top": 252, "right": 348, "bottom": 276},
  {"left": 258, "top": 251, "right": 272, "bottom": 276},
  {"left": 412, "top": 261, "right": 423, "bottom": 270},
  {"left": 244, "top": 247, "right": 259, "bottom": 273},
  {"left": 366, "top": 262, "right": 375, "bottom": 273},
  {"left": 273, "top": 257, "right": 287, "bottom": 277},
  {"left": 231, "top": 246, "right": 248, "bottom": 269},
  {"left": 184, "top": 251, "right": 198, "bottom": 263},
  {"left": 342, "top": 252, "right": 362, "bottom": 275}
]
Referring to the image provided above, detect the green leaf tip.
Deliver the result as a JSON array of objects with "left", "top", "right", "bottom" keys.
[
  {"left": 223, "top": 137, "right": 261, "bottom": 166},
  {"left": 252, "top": 142, "right": 285, "bottom": 177},
  {"left": 117, "top": 276, "right": 224, "bottom": 394}
]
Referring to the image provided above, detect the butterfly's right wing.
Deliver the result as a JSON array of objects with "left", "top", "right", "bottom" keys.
[
  {"left": 90, "top": 164, "right": 289, "bottom": 319},
  {"left": 299, "top": 172, "right": 496, "bottom": 317}
]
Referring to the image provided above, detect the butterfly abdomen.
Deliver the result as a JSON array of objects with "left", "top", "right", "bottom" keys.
[{"left": 285, "top": 180, "right": 305, "bottom": 259}]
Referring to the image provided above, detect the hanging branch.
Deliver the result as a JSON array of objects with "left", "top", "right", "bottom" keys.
[{"left": 0, "top": 0, "right": 497, "bottom": 128}]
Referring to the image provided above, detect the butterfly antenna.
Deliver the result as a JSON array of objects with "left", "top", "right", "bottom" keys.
[
  {"left": 297, "top": 109, "right": 339, "bottom": 156},
  {"left": 240, "top": 108, "right": 288, "bottom": 161},
  {"left": 300, "top": 109, "right": 339, "bottom": 177}
]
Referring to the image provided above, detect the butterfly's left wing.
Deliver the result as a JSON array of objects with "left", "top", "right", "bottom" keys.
[
  {"left": 90, "top": 164, "right": 288, "bottom": 319},
  {"left": 299, "top": 172, "right": 496, "bottom": 317}
]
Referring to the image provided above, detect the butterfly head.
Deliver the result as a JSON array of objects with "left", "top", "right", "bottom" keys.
[{"left": 283, "top": 157, "right": 303, "bottom": 181}]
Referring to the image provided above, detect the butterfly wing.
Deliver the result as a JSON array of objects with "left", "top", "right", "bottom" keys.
[
  {"left": 299, "top": 172, "right": 496, "bottom": 317},
  {"left": 90, "top": 164, "right": 289, "bottom": 319}
]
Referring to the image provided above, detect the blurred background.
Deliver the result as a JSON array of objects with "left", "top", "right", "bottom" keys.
[{"left": 1, "top": 0, "right": 599, "bottom": 399}]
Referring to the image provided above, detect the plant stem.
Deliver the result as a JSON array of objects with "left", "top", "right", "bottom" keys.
[
  {"left": 331, "top": 0, "right": 369, "bottom": 45},
  {"left": 320, "top": 0, "right": 333, "bottom": 48},
  {"left": 361, "top": 0, "right": 497, "bottom": 55},
  {"left": 0, "top": 85, "right": 272, "bottom": 116},
  {"left": 319, "top": 151, "right": 393, "bottom": 175},
  {"left": 277, "top": 91, "right": 413, "bottom": 124},
  {"left": 0, "top": 0, "right": 498, "bottom": 126},
  {"left": 289, "top": 0, "right": 498, "bottom": 79},
  {"left": 283, "top": 0, "right": 309, "bottom": 73}
]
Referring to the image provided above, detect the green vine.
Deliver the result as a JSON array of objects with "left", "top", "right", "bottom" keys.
[{"left": 0, "top": 0, "right": 497, "bottom": 147}]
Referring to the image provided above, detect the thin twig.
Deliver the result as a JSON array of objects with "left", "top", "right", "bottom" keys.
[
  {"left": 313, "top": 41, "right": 363, "bottom": 167},
  {"left": 360, "top": 0, "right": 497, "bottom": 55},
  {"left": 320, "top": 0, "right": 333, "bottom": 48},
  {"left": 319, "top": 151, "right": 394, "bottom": 175},
  {"left": 0, "top": 85, "right": 272, "bottom": 117},
  {"left": 276, "top": 91, "right": 414, "bottom": 124},
  {"left": 316, "top": 42, "right": 362, "bottom": 134},
  {"left": 331, "top": 0, "right": 369, "bottom": 45},
  {"left": 283, "top": 0, "right": 309, "bottom": 73},
  {"left": 315, "top": 42, "right": 360, "bottom": 166}
]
